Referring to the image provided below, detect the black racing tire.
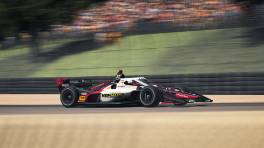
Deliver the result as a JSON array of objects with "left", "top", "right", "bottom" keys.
[
  {"left": 139, "top": 86, "right": 161, "bottom": 107},
  {"left": 60, "top": 87, "right": 79, "bottom": 108}
]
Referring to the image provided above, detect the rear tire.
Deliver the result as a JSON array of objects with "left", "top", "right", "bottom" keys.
[
  {"left": 140, "top": 86, "right": 161, "bottom": 107},
  {"left": 60, "top": 87, "right": 79, "bottom": 108}
]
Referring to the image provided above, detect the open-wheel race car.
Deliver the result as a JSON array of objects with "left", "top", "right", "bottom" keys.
[{"left": 56, "top": 77, "right": 213, "bottom": 107}]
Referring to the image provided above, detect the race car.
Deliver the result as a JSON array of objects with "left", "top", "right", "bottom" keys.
[{"left": 55, "top": 77, "right": 213, "bottom": 107}]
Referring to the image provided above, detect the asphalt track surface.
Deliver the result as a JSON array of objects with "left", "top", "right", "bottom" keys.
[{"left": 1, "top": 103, "right": 264, "bottom": 115}]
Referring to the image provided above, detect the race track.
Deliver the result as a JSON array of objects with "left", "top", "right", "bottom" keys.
[
  {"left": 1, "top": 96, "right": 264, "bottom": 148},
  {"left": 1, "top": 103, "right": 264, "bottom": 115}
]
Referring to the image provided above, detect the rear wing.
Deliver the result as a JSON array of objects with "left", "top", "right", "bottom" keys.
[{"left": 55, "top": 78, "right": 92, "bottom": 92}]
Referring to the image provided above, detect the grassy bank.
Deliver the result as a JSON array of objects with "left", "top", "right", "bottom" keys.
[{"left": 0, "top": 27, "right": 264, "bottom": 77}]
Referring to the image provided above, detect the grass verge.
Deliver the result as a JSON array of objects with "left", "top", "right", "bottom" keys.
[{"left": 0, "top": 27, "right": 264, "bottom": 77}]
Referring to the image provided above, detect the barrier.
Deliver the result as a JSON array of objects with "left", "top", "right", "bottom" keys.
[{"left": 0, "top": 72, "right": 264, "bottom": 94}]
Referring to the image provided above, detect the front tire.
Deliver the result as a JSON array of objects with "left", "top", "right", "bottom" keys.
[
  {"left": 140, "top": 86, "right": 161, "bottom": 107},
  {"left": 60, "top": 87, "right": 79, "bottom": 108}
]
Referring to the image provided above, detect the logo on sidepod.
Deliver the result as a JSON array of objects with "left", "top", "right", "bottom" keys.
[{"left": 102, "top": 93, "right": 123, "bottom": 97}]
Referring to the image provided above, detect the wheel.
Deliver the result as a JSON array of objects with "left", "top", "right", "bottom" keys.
[
  {"left": 60, "top": 87, "right": 79, "bottom": 107},
  {"left": 139, "top": 86, "right": 161, "bottom": 107}
]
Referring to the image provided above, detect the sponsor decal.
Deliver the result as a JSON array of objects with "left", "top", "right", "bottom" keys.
[
  {"left": 78, "top": 95, "right": 86, "bottom": 102},
  {"left": 81, "top": 93, "right": 87, "bottom": 95},
  {"left": 102, "top": 93, "right": 123, "bottom": 97},
  {"left": 176, "top": 93, "right": 189, "bottom": 99}
]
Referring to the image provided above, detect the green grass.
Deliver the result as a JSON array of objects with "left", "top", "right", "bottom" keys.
[
  {"left": 0, "top": 45, "right": 30, "bottom": 59},
  {"left": 0, "top": 38, "right": 76, "bottom": 59},
  {"left": 0, "top": 27, "right": 264, "bottom": 78}
]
